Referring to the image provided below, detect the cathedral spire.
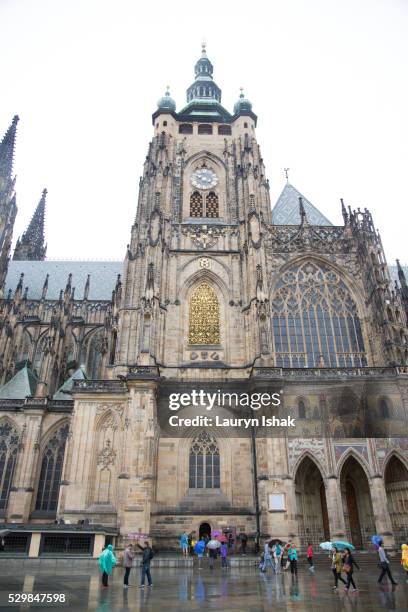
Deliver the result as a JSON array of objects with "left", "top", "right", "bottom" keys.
[
  {"left": 0, "top": 115, "right": 19, "bottom": 185},
  {"left": 13, "top": 188, "right": 47, "bottom": 261},
  {"left": 186, "top": 44, "right": 222, "bottom": 104},
  {"left": 397, "top": 259, "right": 408, "bottom": 299}
]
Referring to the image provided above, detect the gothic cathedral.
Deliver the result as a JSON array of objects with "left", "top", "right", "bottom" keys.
[{"left": 1, "top": 46, "right": 408, "bottom": 552}]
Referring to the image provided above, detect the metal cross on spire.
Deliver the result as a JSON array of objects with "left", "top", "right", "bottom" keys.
[{"left": 284, "top": 168, "right": 290, "bottom": 183}]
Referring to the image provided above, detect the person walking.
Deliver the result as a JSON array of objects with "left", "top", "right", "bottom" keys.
[
  {"left": 288, "top": 543, "right": 298, "bottom": 577},
  {"left": 123, "top": 544, "right": 134, "bottom": 588},
  {"left": 99, "top": 544, "right": 117, "bottom": 588},
  {"left": 377, "top": 541, "right": 397, "bottom": 585},
  {"left": 240, "top": 532, "right": 248, "bottom": 555},
  {"left": 342, "top": 547, "right": 360, "bottom": 593},
  {"left": 195, "top": 538, "right": 206, "bottom": 569},
  {"left": 307, "top": 542, "right": 314, "bottom": 572},
  {"left": 209, "top": 546, "right": 218, "bottom": 570},
  {"left": 137, "top": 541, "right": 154, "bottom": 588},
  {"left": 261, "top": 541, "right": 273, "bottom": 573},
  {"left": 273, "top": 543, "right": 282, "bottom": 574},
  {"left": 180, "top": 531, "right": 189, "bottom": 557},
  {"left": 330, "top": 546, "right": 347, "bottom": 591},
  {"left": 401, "top": 543, "right": 408, "bottom": 582},
  {"left": 220, "top": 542, "right": 228, "bottom": 568}
]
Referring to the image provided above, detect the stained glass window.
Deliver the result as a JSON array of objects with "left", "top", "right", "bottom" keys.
[
  {"left": 35, "top": 423, "right": 69, "bottom": 512},
  {"left": 0, "top": 421, "right": 19, "bottom": 511},
  {"left": 188, "top": 283, "right": 220, "bottom": 345},
  {"left": 189, "top": 432, "right": 220, "bottom": 489},
  {"left": 272, "top": 261, "right": 366, "bottom": 368}
]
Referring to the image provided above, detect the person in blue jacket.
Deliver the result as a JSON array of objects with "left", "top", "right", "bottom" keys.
[
  {"left": 180, "top": 532, "right": 189, "bottom": 557},
  {"left": 195, "top": 538, "right": 206, "bottom": 569},
  {"left": 288, "top": 543, "right": 298, "bottom": 576}
]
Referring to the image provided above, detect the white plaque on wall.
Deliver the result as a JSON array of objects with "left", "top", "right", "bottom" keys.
[{"left": 268, "top": 493, "right": 286, "bottom": 511}]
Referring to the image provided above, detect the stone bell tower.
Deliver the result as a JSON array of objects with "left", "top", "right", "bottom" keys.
[{"left": 114, "top": 44, "right": 273, "bottom": 375}]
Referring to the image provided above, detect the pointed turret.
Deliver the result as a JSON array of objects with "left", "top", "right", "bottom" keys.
[
  {"left": 13, "top": 188, "right": 47, "bottom": 261},
  {"left": 0, "top": 115, "right": 19, "bottom": 187},
  {"left": 397, "top": 259, "right": 408, "bottom": 300}
]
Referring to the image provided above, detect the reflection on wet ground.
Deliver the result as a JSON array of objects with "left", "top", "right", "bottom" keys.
[{"left": 0, "top": 561, "right": 408, "bottom": 611}]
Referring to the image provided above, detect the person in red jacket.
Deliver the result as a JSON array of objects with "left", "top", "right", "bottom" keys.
[{"left": 307, "top": 542, "right": 315, "bottom": 572}]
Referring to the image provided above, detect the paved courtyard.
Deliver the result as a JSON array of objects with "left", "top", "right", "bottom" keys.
[{"left": 0, "top": 560, "right": 408, "bottom": 611}]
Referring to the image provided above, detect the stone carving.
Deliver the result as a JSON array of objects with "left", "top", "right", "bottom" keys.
[
  {"left": 182, "top": 225, "right": 225, "bottom": 249},
  {"left": 265, "top": 225, "right": 353, "bottom": 254},
  {"left": 97, "top": 439, "right": 116, "bottom": 467}
]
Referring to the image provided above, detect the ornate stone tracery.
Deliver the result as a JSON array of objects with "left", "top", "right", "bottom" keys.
[
  {"left": 189, "top": 431, "right": 220, "bottom": 489},
  {"left": 272, "top": 261, "right": 366, "bottom": 367}
]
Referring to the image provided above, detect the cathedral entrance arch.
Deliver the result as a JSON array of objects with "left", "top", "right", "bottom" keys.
[
  {"left": 340, "top": 456, "right": 375, "bottom": 549},
  {"left": 294, "top": 456, "right": 330, "bottom": 545},
  {"left": 199, "top": 522, "right": 211, "bottom": 540},
  {"left": 385, "top": 455, "right": 408, "bottom": 545}
]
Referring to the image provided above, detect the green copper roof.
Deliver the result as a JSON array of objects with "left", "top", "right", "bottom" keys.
[
  {"left": 53, "top": 367, "right": 87, "bottom": 399},
  {"left": 0, "top": 366, "right": 38, "bottom": 399}
]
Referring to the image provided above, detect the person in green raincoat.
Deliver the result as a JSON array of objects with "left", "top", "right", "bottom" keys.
[{"left": 99, "top": 544, "right": 117, "bottom": 587}]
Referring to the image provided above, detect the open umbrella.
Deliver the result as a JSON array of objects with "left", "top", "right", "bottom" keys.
[
  {"left": 207, "top": 539, "right": 221, "bottom": 549},
  {"left": 319, "top": 541, "right": 334, "bottom": 551},
  {"left": 211, "top": 530, "right": 221, "bottom": 537},
  {"left": 371, "top": 535, "right": 382, "bottom": 547},
  {"left": 217, "top": 535, "right": 228, "bottom": 543},
  {"left": 331, "top": 541, "right": 355, "bottom": 551},
  {"left": 269, "top": 538, "right": 284, "bottom": 546}
]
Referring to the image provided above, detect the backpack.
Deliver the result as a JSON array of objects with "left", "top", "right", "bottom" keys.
[
  {"left": 149, "top": 548, "right": 154, "bottom": 560},
  {"left": 275, "top": 544, "right": 281, "bottom": 556}
]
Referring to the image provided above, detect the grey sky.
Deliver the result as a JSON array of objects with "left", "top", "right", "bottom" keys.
[{"left": 1, "top": 0, "right": 407, "bottom": 263}]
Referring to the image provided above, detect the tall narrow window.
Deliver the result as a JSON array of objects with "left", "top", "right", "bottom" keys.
[
  {"left": 0, "top": 421, "right": 19, "bottom": 511},
  {"left": 189, "top": 432, "right": 220, "bottom": 489},
  {"left": 190, "top": 191, "right": 203, "bottom": 217},
  {"left": 298, "top": 399, "right": 306, "bottom": 419},
  {"left": 379, "top": 398, "right": 390, "bottom": 419},
  {"left": 206, "top": 192, "right": 219, "bottom": 218},
  {"left": 188, "top": 283, "right": 220, "bottom": 345},
  {"left": 35, "top": 423, "right": 69, "bottom": 512},
  {"left": 272, "top": 261, "right": 366, "bottom": 368}
]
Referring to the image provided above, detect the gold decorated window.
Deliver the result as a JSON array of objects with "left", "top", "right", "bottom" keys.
[
  {"left": 205, "top": 192, "right": 219, "bottom": 218},
  {"left": 188, "top": 283, "right": 220, "bottom": 345},
  {"left": 190, "top": 191, "right": 203, "bottom": 217}
]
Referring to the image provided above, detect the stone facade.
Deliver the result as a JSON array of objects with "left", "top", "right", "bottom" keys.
[{"left": 1, "top": 47, "right": 408, "bottom": 551}]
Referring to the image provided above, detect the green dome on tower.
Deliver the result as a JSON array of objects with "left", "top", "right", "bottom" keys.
[
  {"left": 234, "top": 88, "right": 253, "bottom": 114},
  {"left": 157, "top": 87, "right": 176, "bottom": 112}
]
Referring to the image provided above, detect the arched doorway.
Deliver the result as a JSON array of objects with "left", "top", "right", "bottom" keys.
[
  {"left": 385, "top": 455, "right": 408, "bottom": 546},
  {"left": 295, "top": 456, "right": 330, "bottom": 545},
  {"left": 199, "top": 522, "right": 211, "bottom": 540},
  {"left": 340, "top": 455, "right": 375, "bottom": 549}
]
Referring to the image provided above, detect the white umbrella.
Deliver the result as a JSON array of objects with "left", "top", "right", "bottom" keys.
[
  {"left": 319, "top": 541, "right": 333, "bottom": 551},
  {"left": 207, "top": 539, "right": 221, "bottom": 549}
]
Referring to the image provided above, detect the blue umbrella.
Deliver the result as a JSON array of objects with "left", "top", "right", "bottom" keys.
[
  {"left": 331, "top": 540, "right": 355, "bottom": 551},
  {"left": 371, "top": 535, "right": 382, "bottom": 547}
]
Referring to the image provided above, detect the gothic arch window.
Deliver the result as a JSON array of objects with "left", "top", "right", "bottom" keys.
[
  {"left": 272, "top": 261, "right": 366, "bottom": 368},
  {"left": 190, "top": 191, "right": 203, "bottom": 217},
  {"left": 35, "top": 423, "right": 69, "bottom": 513},
  {"left": 189, "top": 432, "right": 220, "bottom": 489},
  {"left": 0, "top": 421, "right": 19, "bottom": 511},
  {"left": 81, "top": 330, "right": 105, "bottom": 379},
  {"left": 379, "top": 398, "right": 391, "bottom": 419},
  {"left": 188, "top": 283, "right": 220, "bottom": 345},
  {"left": 298, "top": 399, "right": 306, "bottom": 419},
  {"left": 205, "top": 192, "right": 219, "bottom": 218}
]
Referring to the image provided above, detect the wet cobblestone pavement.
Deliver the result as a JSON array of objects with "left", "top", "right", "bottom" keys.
[{"left": 0, "top": 560, "right": 408, "bottom": 611}]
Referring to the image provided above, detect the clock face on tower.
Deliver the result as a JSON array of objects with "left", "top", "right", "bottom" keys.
[{"left": 190, "top": 168, "right": 218, "bottom": 190}]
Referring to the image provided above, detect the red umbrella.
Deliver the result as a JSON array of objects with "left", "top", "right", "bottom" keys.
[{"left": 217, "top": 535, "right": 228, "bottom": 543}]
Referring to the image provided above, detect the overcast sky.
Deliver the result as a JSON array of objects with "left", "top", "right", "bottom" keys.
[{"left": 1, "top": 0, "right": 407, "bottom": 263}]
